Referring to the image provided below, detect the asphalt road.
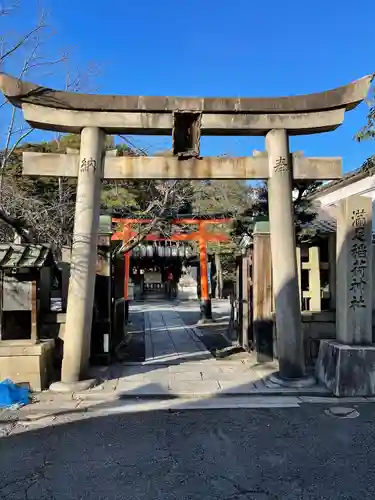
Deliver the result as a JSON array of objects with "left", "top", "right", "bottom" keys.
[{"left": 1, "top": 403, "right": 375, "bottom": 499}]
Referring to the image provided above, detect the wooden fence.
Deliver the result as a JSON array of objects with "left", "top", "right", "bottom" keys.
[
  {"left": 246, "top": 229, "right": 375, "bottom": 364},
  {"left": 230, "top": 231, "right": 342, "bottom": 364},
  {"left": 296, "top": 234, "right": 336, "bottom": 313}
]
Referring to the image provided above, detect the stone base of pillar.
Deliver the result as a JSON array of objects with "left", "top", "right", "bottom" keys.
[
  {"left": 316, "top": 340, "right": 375, "bottom": 397},
  {"left": 269, "top": 373, "right": 316, "bottom": 389},
  {"left": 199, "top": 299, "right": 212, "bottom": 322},
  {"left": 49, "top": 378, "right": 98, "bottom": 393}
]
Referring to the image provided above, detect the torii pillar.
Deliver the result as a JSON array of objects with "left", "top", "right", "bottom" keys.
[
  {"left": 198, "top": 221, "right": 212, "bottom": 321},
  {"left": 60, "top": 127, "right": 105, "bottom": 389},
  {"left": 0, "top": 72, "right": 371, "bottom": 390},
  {"left": 266, "top": 129, "right": 305, "bottom": 379}
]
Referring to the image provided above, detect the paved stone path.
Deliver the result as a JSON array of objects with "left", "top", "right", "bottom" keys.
[
  {"left": 0, "top": 301, "right": 366, "bottom": 438},
  {"left": 82, "top": 300, "right": 329, "bottom": 400},
  {"left": 144, "top": 305, "right": 210, "bottom": 363}
]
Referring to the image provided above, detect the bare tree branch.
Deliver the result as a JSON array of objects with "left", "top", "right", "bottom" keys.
[
  {"left": 0, "top": 0, "right": 20, "bottom": 16},
  {"left": 0, "top": 2, "right": 81, "bottom": 249}
]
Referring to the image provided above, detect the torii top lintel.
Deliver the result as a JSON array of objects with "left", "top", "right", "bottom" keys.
[
  {"left": 0, "top": 72, "right": 372, "bottom": 113},
  {"left": 0, "top": 73, "right": 372, "bottom": 113},
  {"left": 0, "top": 73, "right": 372, "bottom": 136}
]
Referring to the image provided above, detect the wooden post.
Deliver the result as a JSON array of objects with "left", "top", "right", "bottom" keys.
[
  {"left": 308, "top": 246, "right": 321, "bottom": 311},
  {"left": 252, "top": 222, "right": 273, "bottom": 362},
  {"left": 91, "top": 230, "right": 112, "bottom": 364},
  {"left": 328, "top": 233, "right": 336, "bottom": 310},
  {"left": 237, "top": 257, "right": 244, "bottom": 345},
  {"left": 124, "top": 252, "right": 130, "bottom": 300},
  {"left": 296, "top": 246, "right": 302, "bottom": 307},
  {"left": 241, "top": 253, "right": 250, "bottom": 350},
  {"left": 214, "top": 252, "right": 223, "bottom": 299},
  {"left": 124, "top": 251, "right": 130, "bottom": 323},
  {"left": 122, "top": 224, "right": 131, "bottom": 323},
  {"left": 199, "top": 221, "right": 212, "bottom": 320},
  {"left": 39, "top": 267, "right": 51, "bottom": 314},
  {"left": 60, "top": 246, "right": 71, "bottom": 312},
  {"left": 31, "top": 280, "right": 38, "bottom": 343}
]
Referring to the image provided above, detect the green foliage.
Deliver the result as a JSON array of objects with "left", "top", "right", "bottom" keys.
[
  {"left": 0, "top": 134, "right": 122, "bottom": 248},
  {"left": 0, "top": 134, "right": 321, "bottom": 269},
  {"left": 101, "top": 182, "right": 140, "bottom": 212},
  {"left": 0, "top": 136, "right": 198, "bottom": 250},
  {"left": 250, "top": 181, "right": 322, "bottom": 243},
  {"left": 191, "top": 180, "right": 252, "bottom": 282},
  {"left": 359, "top": 155, "right": 375, "bottom": 174},
  {"left": 356, "top": 79, "right": 375, "bottom": 142},
  {"left": 192, "top": 180, "right": 250, "bottom": 215},
  {"left": 356, "top": 107, "right": 375, "bottom": 142}
]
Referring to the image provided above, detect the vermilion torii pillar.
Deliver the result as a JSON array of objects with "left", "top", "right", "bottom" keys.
[
  {"left": 121, "top": 224, "right": 132, "bottom": 324},
  {"left": 0, "top": 72, "right": 371, "bottom": 389},
  {"left": 198, "top": 222, "right": 212, "bottom": 320}
]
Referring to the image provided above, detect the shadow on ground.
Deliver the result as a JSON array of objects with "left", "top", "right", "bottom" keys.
[{"left": 0, "top": 403, "right": 374, "bottom": 499}]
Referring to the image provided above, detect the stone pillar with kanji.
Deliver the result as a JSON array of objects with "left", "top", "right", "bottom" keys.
[
  {"left": 317, "top": 195, "right": 375, "bottom": 396},
  {"left": 336, "top": 196, "right": 373, "bottom": 344}
]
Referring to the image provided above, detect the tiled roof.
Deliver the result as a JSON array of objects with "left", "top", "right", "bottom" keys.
[
  {"left": 0, "top": 244, "right": 53, "bottom": 268},
  {"left": 309, "top": 156, "right": 375, "bottom": 199},
  {"left": 310, "top": 206, "right": 337, "bottom": 234},
  {"left": 311, "top": 204, "right": 375, "bottom": 242}
]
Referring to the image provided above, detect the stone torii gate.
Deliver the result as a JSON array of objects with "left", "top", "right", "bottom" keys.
[{"left": 0, "top": 73, "right": 371, "bottom": 391}]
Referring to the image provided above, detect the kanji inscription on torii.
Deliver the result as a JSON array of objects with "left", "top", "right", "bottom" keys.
[
  {"left": 274, "top": 156, "right": 289, "bottom": 173},
  {"left": 80, "top": 157, "right": 97, "bottom": 173},
  {"left": 336, "top": 195, "right": 373, "bottom": 345},
  {"left": 350, "top": 208, "right": 368, "bottom": 310}
]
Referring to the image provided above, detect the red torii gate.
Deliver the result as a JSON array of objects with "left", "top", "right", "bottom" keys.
[{"left": 112, "top": 217, "right": 232, "bottom": 320}]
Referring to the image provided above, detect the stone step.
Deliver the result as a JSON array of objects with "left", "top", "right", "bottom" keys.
[{"left": 69, "top": 381, "right": 331, "bottom": 401}]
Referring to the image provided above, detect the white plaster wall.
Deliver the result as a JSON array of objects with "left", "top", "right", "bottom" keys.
[
  {"left": 316, "top": 175, "right": 375, "bottom": 207},
  {"left": 315, "top": 175, "right": 375, "bottom": 229}
]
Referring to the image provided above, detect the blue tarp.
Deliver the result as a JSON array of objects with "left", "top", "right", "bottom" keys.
[{"left": 0, "top": 379, "right": 30, "bottom": 408}]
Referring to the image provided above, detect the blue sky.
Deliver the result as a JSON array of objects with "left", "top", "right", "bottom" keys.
[{"left": 2, "top": 0, "right": 375, "bottom": 171}]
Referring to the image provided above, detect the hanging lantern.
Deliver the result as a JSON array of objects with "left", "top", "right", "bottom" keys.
[
  {"left": 139, "top": 244, "right": 146, "bottom": 258},
  {"left": 146, "top": 244, "right": 153, "bottom": 258},
  {"left": 153, "top": 242, "right": 159, "bottom": 258},
  {"left": 178, "top": 244, "right": 185, "bottom": 258},
  {"left": 165, "top": 243, "right": 171, "bottom": 258},
  {"left": 171, "top": 244, "right": 178, "bottom": 258},
  {"left": 158, "top": 244, "right": 165, "bottom": 258}
]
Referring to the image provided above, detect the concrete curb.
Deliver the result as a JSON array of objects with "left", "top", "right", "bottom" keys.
[
  {"left": 69, "top": 386, "right": 332, "bottom": 401},
  {"left": 10, "top": 394, "right": 375, "bottom": 418}
]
